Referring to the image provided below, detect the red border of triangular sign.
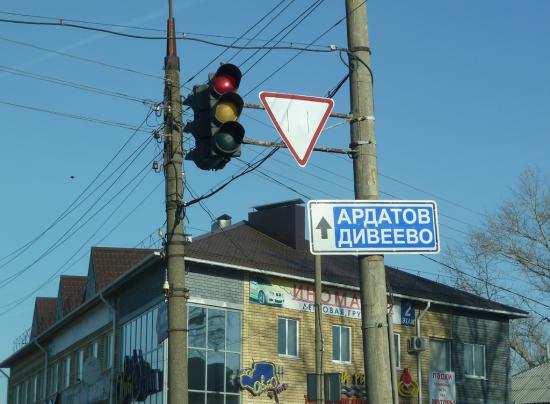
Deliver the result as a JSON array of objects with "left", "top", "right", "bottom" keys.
[{"left": 259, "top": 91, "right": 334, "bottom": 167}]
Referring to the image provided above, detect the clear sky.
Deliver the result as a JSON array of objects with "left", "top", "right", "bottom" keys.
[{"left": 0, "top": 0, "right": 549, "bottom": 401}]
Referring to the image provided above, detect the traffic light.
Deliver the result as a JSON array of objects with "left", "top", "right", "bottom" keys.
[{"left": 185, "top": 64, "right": 245, "bottom": 170}]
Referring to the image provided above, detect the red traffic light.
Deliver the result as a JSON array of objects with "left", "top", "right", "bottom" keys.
[
  {"left": 213, "top": 74, "right": 237, "bottom": 94},
  {"left": 211, "top": 64, "right": 242, "bottom": 96}
]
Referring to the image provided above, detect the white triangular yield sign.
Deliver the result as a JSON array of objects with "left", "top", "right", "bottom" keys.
[{"left": 259, "top": 91, "right": 334, "bottom": 167}]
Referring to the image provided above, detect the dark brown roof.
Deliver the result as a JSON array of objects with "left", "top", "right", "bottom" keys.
[
  {"left": 59, "top": 275, "right": 87, "bottom": 316},
  {"left": 91, "top": 247, "right": 155, "bottom": 291},
  {"left": 187, "top": 221, "right": 527, "bottom": 317},
  {"left": 32, "top": 297, "right": 57, "bottom": 337}
]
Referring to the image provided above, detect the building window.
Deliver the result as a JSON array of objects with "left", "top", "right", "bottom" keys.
[
  {"left": 332, "top": 325, "right": 351, "bottom": 363},
  {"left": 63, "top": 355, "right": 71, "bottom": 388},
  {"left": 22, "top": 380, "right": 28, "bottom": 404},
  {"left": 430, "top": 338, "right": 451, "bottom": 371},
  {"left": 50, "top": 362, "right": 58, "bottom": 394},
  {"left": 394, "top": 333, "right": 401, "bottom": 368},
  {"left": 14, "top": 384, "right": 20, "bottom": 404},
  {"left": 31, "top": 373, "right": 38, "bottom": 403},
  {"left": 105, "top": 333, "right": 113, "bottom": 369},
  {"left": 278, "top": 317, "right": 299, "bottom": 357},
  {"left": 464, "top": 343, "right": 486, "bottom": 378},
  {"left": 120, "top": 305, "right": 166, "bottom": 404},
  {"left": 91, "top": 341, "right": 99, "bottom": 358},
  {"left": 77, "top": 349, "right": 85, "bottom": 382},
  {"left": 187, "top": 305, "right": 242, "bottom": 404}
]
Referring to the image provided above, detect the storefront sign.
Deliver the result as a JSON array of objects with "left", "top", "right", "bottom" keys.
[
  {"left": 401, "top": 300, "right": 416, "bottom": 327},
  {"left": 116, "top": 349, "right": 163, "bottom": 404},
  {"left": 340, "top": 372, "right": 366, "bottom": 399},
  {"left": 429, "top": 369, "right": 456, "bottom": 404},
  {"left": 398, "top": 368, "right": 418, "bottom": 398},
  {"left": 60, "top": 371, "right": 110, "bottom": 403},
  {"left": 250, "top": 274, "right": 365, "bottom": 318},
  {"left": 239, "top": 361, "right": 288, "bottom": 403}
]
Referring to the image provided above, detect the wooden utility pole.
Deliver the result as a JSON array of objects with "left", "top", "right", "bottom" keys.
[
  {"left": 163, "top": 0, "right": 188, "bottom": 402},
  {"left": 345, "top": 1, "right": 393, "bottom": 403}
]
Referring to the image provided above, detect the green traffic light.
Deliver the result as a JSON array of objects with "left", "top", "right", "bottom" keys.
[{"left": 212, "top": 122, "right": 245, "bottom": 156}]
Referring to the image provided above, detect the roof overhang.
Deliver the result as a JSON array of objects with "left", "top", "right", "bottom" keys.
[{"left": 186, "top": 256, "right": 528, "bottom": 319}]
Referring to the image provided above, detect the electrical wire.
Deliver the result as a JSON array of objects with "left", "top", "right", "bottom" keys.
[
  {"left": 244, "top": 0, "right": 345, "bottom": 97},
  {"left": 226, "top": 0, "right": 296, "bottom": 65},
  {"left": 0, "top": 17, "right": 340, "bottom": 53},
  {"left": 185, "top": 147, "right": 280, "bottom": 208},
  {"left": 0, "top": 99, "right": 152, "bottom": 132},
  {"left": 240, "top": 0, "right": 327, "bottom": 77},
  {"left": 185, "top": 182, "right": 279, "bottom": 276},
  {"left": 0, "top": 35, "right": 163, "bottom": 80},
  {"left": 0, "top": 140, "right": 158, "bottom": 289},
  {"left": 0, "top": 177, "right": 164, "bottom": 314},
  {"left": 0, "top": 108, "right": 155, "bottom": 266},
  {"left": 420, "top": 254, "right": 550, "bottom": 316},
  {"left": 181, "top": 0, "right": 290, "bottom": 88},
  {"left": 234, "top": 157, "right": 337, "bottom": 199},
  {"left": 0, "top": 10, "right": 334, "bottom": 49},
  {"left": 0, "top": 64, "right": 157, "bottom": 105}
]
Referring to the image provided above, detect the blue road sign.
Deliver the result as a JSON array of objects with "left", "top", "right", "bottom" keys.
[
  {"left": 401, "top": 300, "right": 416, "bottom": 327},
  {"left": 308, "top": 200, "right": 440, "bottom": 255}
]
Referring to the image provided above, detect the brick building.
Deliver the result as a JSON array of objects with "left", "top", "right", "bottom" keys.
[{"left": 1, "top": 200, "right": 526, "bottom": 404}]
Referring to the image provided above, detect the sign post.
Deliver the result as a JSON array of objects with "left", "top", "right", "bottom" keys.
[{"left": 308, "top": 200, "right": 440, "bottom": 255}]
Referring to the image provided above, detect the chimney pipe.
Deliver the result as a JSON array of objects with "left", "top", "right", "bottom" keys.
[{"left": 212, "top": 214, "right": 232, "bottom": 231}]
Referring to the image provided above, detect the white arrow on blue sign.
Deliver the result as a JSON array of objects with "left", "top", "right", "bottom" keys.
[{"left": 308, "top": 200, "right": 440, "bottom": 255}]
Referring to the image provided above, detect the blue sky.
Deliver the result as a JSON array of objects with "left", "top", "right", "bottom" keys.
[{"left": 0, "top": 0, "right": 549, "bottom": 400}]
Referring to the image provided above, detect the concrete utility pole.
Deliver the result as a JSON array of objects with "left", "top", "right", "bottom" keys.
[
  {"left": 163, "top": 0, "right": 188, "bottom": 403},
  {"left": 345, "top": 1, "right": 393, "bottom": 403},
  {"left": 314, "top": 255, "right": 324, "bottom": 404}
]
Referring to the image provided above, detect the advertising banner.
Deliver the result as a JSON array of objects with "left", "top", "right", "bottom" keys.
[
  {"left": 429, "top": 369, "right": 456, "bottom": 404},
  {"left": 249, "top": 274, "right": 402, "bottom": 323}
]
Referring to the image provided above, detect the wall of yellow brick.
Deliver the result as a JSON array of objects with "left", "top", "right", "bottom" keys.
[
  {"left": 242, "top": 272, "right": 367, "bottom": 404},
  {"left": 241, "top": 273, "right": 454, "bottom": 404},
  {"left": 393, "top": 306, "right": 452, "bottom": 404}
]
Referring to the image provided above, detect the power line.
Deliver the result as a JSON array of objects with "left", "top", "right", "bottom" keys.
[
  {"left": 0, "top": 177, "right": 164, "bottom": 314},
  {"left": 185, "top": 147, "right": 280, "bottom": 208},
  {"left": 244, "top": 0, "right": 345, "bottom": 96},
  {"left": 240, "top": 141, "right": 470, "bottom": 236},
  {"left": 0, "top": 99, "right": 153, "bottom": 132},
  {"left": 185, "top": 182, "right": 275, "bottom": 277},
  {"left": 0, "top": 35, "right": 164, "bottom": 80},
  {"left": 0, "top": 10, "right": 333, "bottom": 49},
  {"left": 0, "top": 64, "right": 157, "bottom": 105},
  {"left": 240, "top": 0, "right": 327, "bottom": 78},
  {"left": 0, "top": 109, "right": 155, "bottom": 266},
  {"left": 0, "top": 140, "right": 158, "bottom": 289},
  {"left": 226, "top": 0, "right": 297, "bottom": 65},
  {"left": 243, "top": 0, "right": 370, "bottom": 96},
  {"left": 379, "top": 172, "right": 489, "bottom": 219},
  {"left": 0, "top": 17, "right": 341, "bottom": 53},
  {"left": 420, "top": 254, "right": 550, "bottom": 316},
  {"left": 181, "top": 0, "right": 290, "bottom": 88}
]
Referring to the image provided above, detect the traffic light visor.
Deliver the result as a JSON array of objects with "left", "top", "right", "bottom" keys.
[{"left": 211, "top": 64, "right": 242, "bottom": 95}]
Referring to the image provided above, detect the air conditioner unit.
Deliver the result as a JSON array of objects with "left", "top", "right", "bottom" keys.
[{"left": 408, "top": 336, "right": 426, "bottom": 353}]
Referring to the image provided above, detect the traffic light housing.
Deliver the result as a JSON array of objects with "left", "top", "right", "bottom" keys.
[{"left": 185, "top": 64, "right": 245, "bottom": 170}]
